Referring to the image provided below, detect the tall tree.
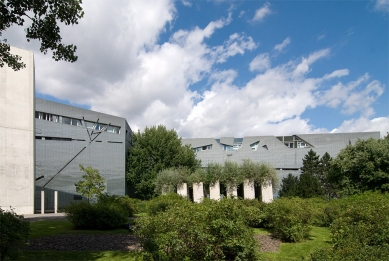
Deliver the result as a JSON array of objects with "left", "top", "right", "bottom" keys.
[
  {"left": 278, "top": 173, "right": 299, "bottom": 197},
  {"left": 299, "top": 149, "right": 323, "bottom": 197},
  {"left": 127, "top": 125, "right": 201, "bottom": 199},
  {"left": 1, "top": 0, "right": 84, "bottom": 70},
  {"left": 319, "top": 152, "right": 333, "bottom": 198},
  {"left": 329, "top": 135, "right": 389, "bottom": 196},
  {"left": 75, "top": 164, "right": 106, "bottom": 203}
]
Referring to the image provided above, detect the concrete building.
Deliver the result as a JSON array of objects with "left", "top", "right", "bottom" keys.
[
  {"left": 182, "top": 132, "right": 380, "bottom": 198},
  {"left": 0, "top": 47, "right": 35, "bottom": 214},
  {"left": 34, "top": 98, "right": 132, "bottom": 213}
]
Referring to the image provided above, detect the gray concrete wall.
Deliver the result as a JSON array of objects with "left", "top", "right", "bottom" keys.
[{"left": 0, "top": 47, "right": 35, "bottom": 214}]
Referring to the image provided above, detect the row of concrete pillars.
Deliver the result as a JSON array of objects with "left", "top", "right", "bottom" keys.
[
  {"left": 40, "top": 190, "right": 58, "bottom": 214},
  {"left": 169, "top": 180, "right": 273, "bottom": 203}
]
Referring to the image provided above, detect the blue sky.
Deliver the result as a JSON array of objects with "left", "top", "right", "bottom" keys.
[{"left": 6, "top": 0, "right": 389, "bottom": 137}]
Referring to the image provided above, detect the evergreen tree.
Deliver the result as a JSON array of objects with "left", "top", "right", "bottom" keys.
[{"left": 278, "top": 173, "right": 299, "bottom": 197}]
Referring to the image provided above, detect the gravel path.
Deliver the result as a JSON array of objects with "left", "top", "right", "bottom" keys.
[{"left": 27, "top": 234, "right": 142, "bottom": 251}]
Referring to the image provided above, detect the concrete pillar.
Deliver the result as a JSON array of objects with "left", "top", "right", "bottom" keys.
[
  {"left": 243, "top": 180, "right": 255, "bottom": 199},
  {"left": 227, "top": 185, "right": 237, "bottom": 198},
  {"left": 41, "top": 190, "right": 45, "bottom": 214},
  {"left": 0, "top": 47, "right": 35, "bottom": 215},
  {"left": 177, "top": 183, "right": 188, "bottom": 198},
  {"left": 209, "top": 181, "right": 220, "bottom": 200},
  {"left": 193, "top": 182, "right": 204, "bottom": 203},
  {"left": 261, "top": 181, "right": 273, "bottom": 203},
  {"left": 54, "top": 191, "right": 58, "bottom": 213}
]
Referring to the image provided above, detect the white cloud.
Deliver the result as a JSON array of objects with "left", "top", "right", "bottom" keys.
[
  {"left": 252, "top": 3, "right": 272, "bottom": 22},
  {"left": 249, "top": 53, "right": 271, "bottom": 72},
  {"left": 274, "top": 37, "right": 291, "bottom": 52},
  {"left": 4, "top": 0, "right": 387, "bottom": 139},
  {"left": 182, "top": 0, "right": 192, "bottom": 7},
  {"left": 331, "top": 116, "right": 389, "bottom": 138},
  {"left": 374, "top": 0, "right": 389, "bottom": 12},
  {"left": 214, "top": 33, "right": 257, "bottom": 63},
  {"left": 317, "top": 74, "right": 384, "bottom": 117}
]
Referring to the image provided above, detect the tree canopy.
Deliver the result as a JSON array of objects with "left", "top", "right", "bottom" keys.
[
  {"left": 75, "top": 164, "right": 106, "bottom": 203},
  {"left": 1, "top": 0, "right": 84, "bottom": 70},
  {"left": 279, "top": 149, "right": 331, "bottom": 198},
  {"left": 329, "top": 135, "right": 389, "bottom": 196},
  {"left": 127, "top": 125, "right": 201, "bottom": 199}
]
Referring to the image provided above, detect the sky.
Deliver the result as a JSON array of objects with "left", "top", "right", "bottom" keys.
[{"left": 4, "top": 0, "right": 389, "bottom": 138}]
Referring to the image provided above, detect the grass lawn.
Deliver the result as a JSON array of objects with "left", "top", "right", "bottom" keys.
[
  {"left": 258, "top": 226, "right": 332, "bottom": 261},
  {"left": 20, "top": 220, "right": 331, "bottom": 261}
]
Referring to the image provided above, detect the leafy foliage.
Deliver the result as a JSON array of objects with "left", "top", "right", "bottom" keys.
[
  {"left": 329, "top": 135, "right": 389, "bottom": 196},
  {"left": 278, "top": 150, "right": 332, "bottom": 198},
  {"left": 127, "top": 125, "right": 200, "bottom": 199},
  {"left": 1, "top": 0, "right": 84, "bottom": 70},
  {"left": 136, "top": 198, "right": 259, "bottom": 261},
  {"left": 154, "top": 167, "right": 190, "bottom": 195},
  {"left": 65, "top": 195, "right": 137, "bottom": 230},
  {"left": 145, "top": 193, "right": 188, "bottom": 216},
  {"left": 75, "top": 164, "right": 106, "bottom": 203},
  {"left": 0, "top": 208, "right": 30, "bottom": 261},
  {"left": 264, "top": 197, "right": 313, "bottom": 242},
  {"left": 278, "top": 173, "right": 299, "bottom": 197},
  {"left": 311, "top": 191, "right": 389, "bottom": 260}
]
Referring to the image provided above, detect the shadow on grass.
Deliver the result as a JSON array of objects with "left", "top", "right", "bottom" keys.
[{"left": 20, "top": 250, "right": 144, "bottom": 261}]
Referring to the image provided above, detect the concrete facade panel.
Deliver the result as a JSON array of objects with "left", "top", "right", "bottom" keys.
[{"left": 0, "top": 47, "right": 35, "bottom": 214}]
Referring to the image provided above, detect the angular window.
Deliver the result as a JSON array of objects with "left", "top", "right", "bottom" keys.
[{"left": 250, "top": 141, "right": 259, "bottom": 151}]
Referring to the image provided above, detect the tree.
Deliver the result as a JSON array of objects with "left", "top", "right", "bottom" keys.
[
  {"left": 127, "top": 125, "right": 201, "bottom": 199},
  {"left": 0, "top": 208, "right": 30, "bottom": 261},
  {"left": 1, "top": 0, "right": 84, "bottom": 71},
  {"left": 75, "top": 164, "right": 106, "bottom": 203},
  {"left": 278, "top": 173, "right": 299, "bottom": 197},
  {"left": 329, "top": 135, "right": 389, "bottom": 196}
]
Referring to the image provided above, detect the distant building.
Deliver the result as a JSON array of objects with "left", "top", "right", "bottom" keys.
[
  {"left": 34, "top": 98, "right": 132, "bottom": 212},
  {"left": 182, "top": 132, "right": 380, "bottom": 192}
]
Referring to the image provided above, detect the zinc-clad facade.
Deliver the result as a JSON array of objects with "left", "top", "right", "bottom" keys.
[
  {"left": 182, "top": 132, "right": 380, "bottom": 189},
  {"left": 35, "top": 98, "right": 132, "bottom": 212}
]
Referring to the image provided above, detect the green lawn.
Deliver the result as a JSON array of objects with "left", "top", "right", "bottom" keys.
[
  {"left": 258, "top": 226, "right": 331, "bottom": 261},
  {"left": 20, "top": 220, "right": 331, "bottom": 261}
]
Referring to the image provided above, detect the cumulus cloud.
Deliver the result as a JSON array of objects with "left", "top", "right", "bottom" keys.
[
  {"left": 252, "top": 3, "right": 272, "bottom": 22},
  {"left": 274, "top": 37, "right": 291, "bottom": 53},
  {"left": 332, "top": 116, "right": 389, "bottom": 138},
  {"left": 3, "top": 0, "right": 387, "bottom": 139}
]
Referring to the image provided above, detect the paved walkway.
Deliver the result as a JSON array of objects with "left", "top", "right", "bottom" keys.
[{"left": 23, "top": 213, "right": 67, "bottom": 221}]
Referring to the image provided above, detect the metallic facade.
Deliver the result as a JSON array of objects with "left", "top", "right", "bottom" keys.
[
  {"left": 182, "top": 132, "right": 380, "bottom": 188},
  {"left": 34, "top": 98, "right": 132, "bottom": 212}
]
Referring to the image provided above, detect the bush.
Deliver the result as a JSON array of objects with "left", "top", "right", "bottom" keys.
[
  {"left": 264, "top": 197, "right": 313, "bottom": 242},
  {"left": 98, "top": 194, "right": 138, "bottom": 217},
  {"left": 0, "top": 208, "right": 30, "bottom": 261},
  {"left": 311, "top": 191, "right": 389, "bottom": 260},
  {"left": 146, "top": 193, "right": 188, "bottom": 216},
  {"left": 136, "top": 198, "right": 259, "bottom": 261},
  {"left": 65, "top": 200, "right": 129, "bottom": 230}
]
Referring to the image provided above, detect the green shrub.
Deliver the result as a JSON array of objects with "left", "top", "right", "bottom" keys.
[
  {"left": 311, "top": 191, "right": 389, "bottom": 260},
  {"left": 136, "top": 198, "right": 259, "bottom": 261},
  {"left": 0, "top": 208, "right": 30, "bottom": 261},
  {"left": 265, "top": 197, "right": 313, "bottom": 242},
  {"left": 98, "top": 194, "right": 138, "bottom": 217},
  {"left": 146, "top": 193, "right": 188, "bottom": 216},
  {"left": 65, "top": 200, "right": 128, "bottom": 230}
]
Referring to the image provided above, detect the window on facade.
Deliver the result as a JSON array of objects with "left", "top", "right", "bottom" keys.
[
  {"left": 62, "top": 117, "right": 71, "bottom": 125},
  {"left": 250, "top": 141, "right": 259, "bottom": 151}
]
